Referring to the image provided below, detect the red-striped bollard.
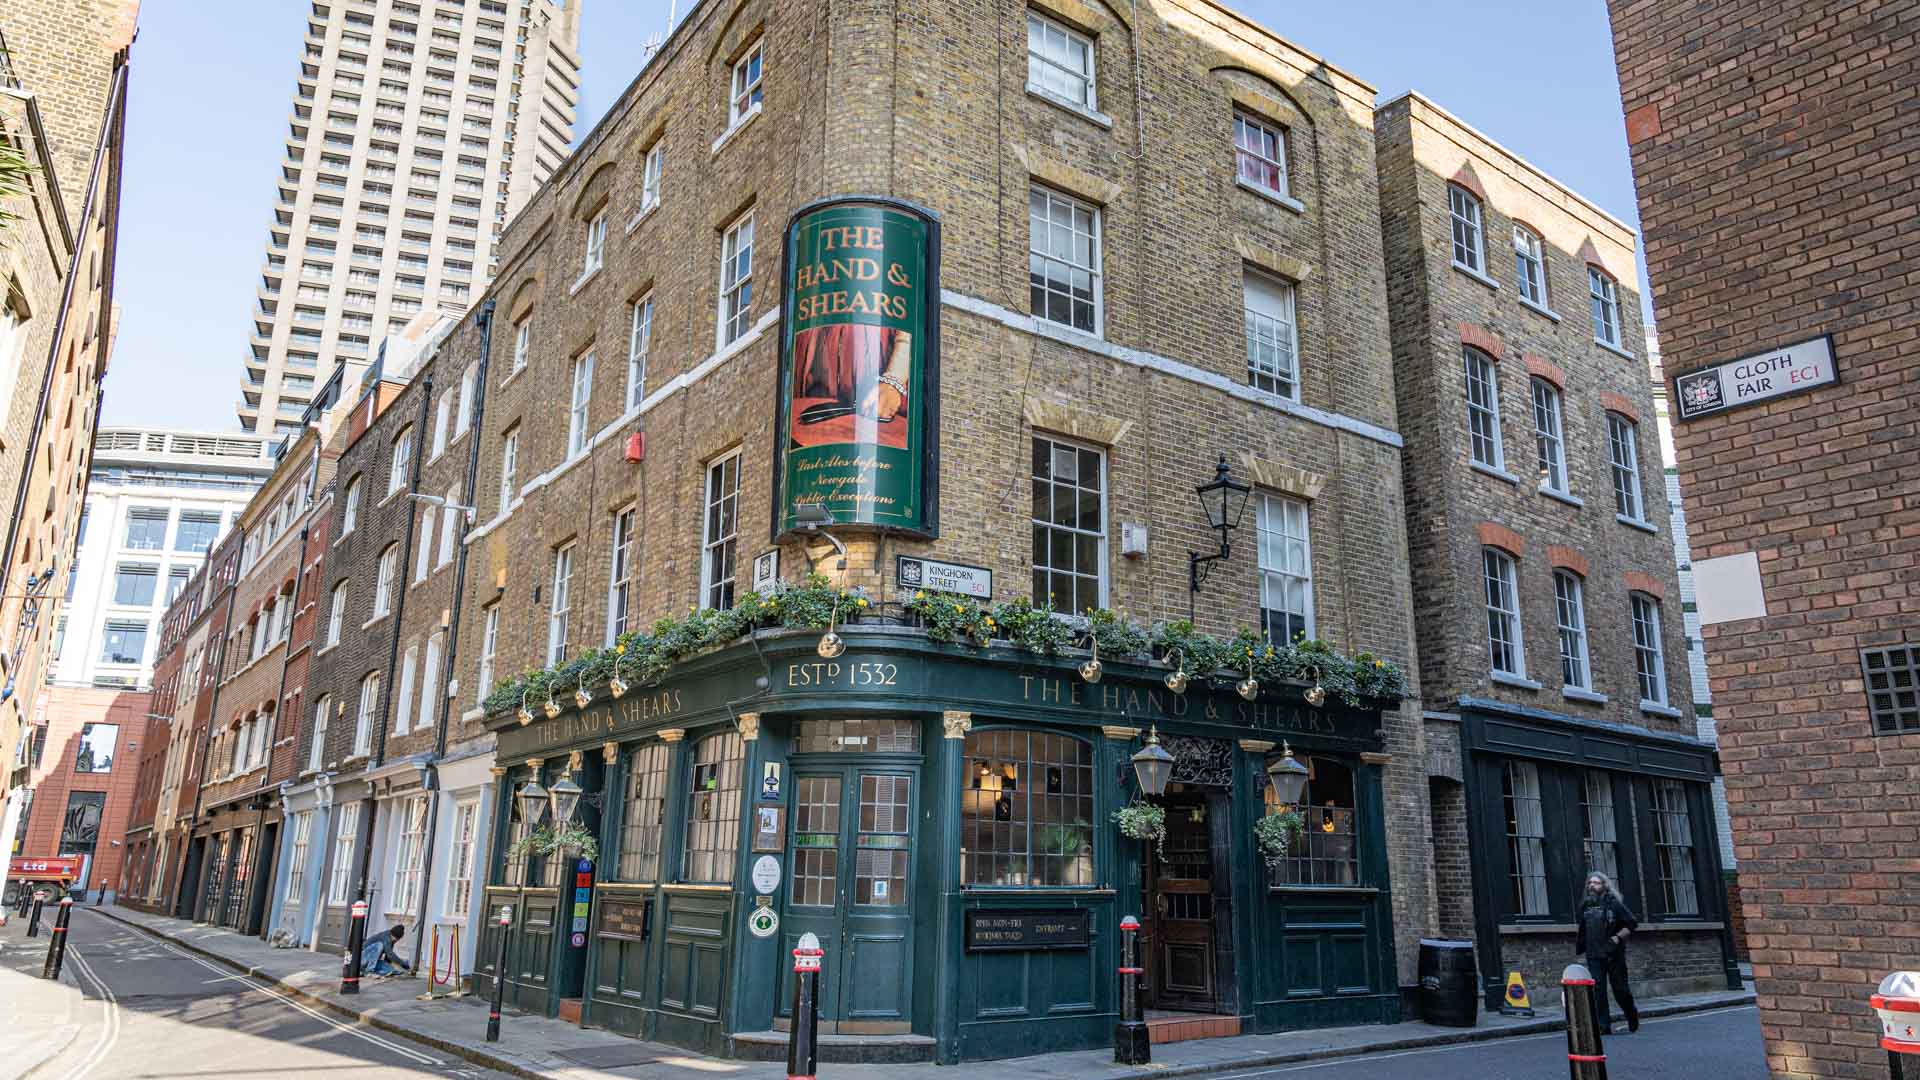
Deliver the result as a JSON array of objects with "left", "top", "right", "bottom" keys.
[
  {"left": 486, "top": 905, "right": 512, "bottom": 1042},
  {"left": 1562, "top": 962, "right": 1607, "bottom": 1079},
  {"left": 26, "top": 890, "right": 46, "bottom": 937},
  {"left": 788, "top": 932, "right": 823, "bottom": 1080},
  {"left": 1872, "top": 971, "right": 1920, "bottom": 1079},
  {"left": 342, "top": 899, "right": 368, "bottom": 995},
  {"left": 42, "top": 898, "right": 74, "bottom": 980},
  {"left": 1115, "top": 914, "right": 1149, "bottom": 1064}
]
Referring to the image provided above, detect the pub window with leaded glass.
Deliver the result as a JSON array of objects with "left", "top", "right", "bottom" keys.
[
  {"left": 1263, "top": 755, "right": 1357, "bottom": 886},
  {"left": 616, "top": 742, "right": 670, "bottom": 882},
  {"left": 1581, "top": 770, "right": 1619, "bottom": 879},
  {"left": 789, "top": 775, "right": 841, "bottom": 908},
  {"left": 1502, "top": 760, "right": 1549, "bottom": 916},
  {"left": 793, "top": 717, "right": 920, "bottom": 754},
  {"left": 855, "top": 774, "right": 912, "bottom": 906},
  {"left": 682, "top": 731, "right": 744, "bottom": 883},
  {"left": 960, "top": 729, "right": 1094, "bottom": 887}
]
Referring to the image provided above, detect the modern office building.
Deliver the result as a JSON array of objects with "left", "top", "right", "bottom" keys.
[
  {"left": 239, "top": 0, "right": 582, "bottom": 438},
  {"left": 53, "top": 428, "right": 272, "bottom": 689}
]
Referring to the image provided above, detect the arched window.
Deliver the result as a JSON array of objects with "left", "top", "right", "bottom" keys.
[
  {"left": 1512, "top": 224, "right": 1547, "bottom": 307},
  {"left": 960, "top": 729, "right": 1094, "bottom": 887},
  {"left": 1265, "top": 755, "right": 1358, "bottom": 886},
  {"left": 683, "top": 730, "right": 745, "bottom": 883},
  {"left": 1589, "top": 267, "right": 1622, "bottom": 346},
  {"left": 341, "top": 475, "right": 362, "bottom": 534},
  {"left": 617, "top": 742, "right": 670, "bottom": 882}
]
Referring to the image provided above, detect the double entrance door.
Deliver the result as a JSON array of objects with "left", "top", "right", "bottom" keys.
[
  {"left": 1144, "top": 793, "right": 1222, "bottom": 1012},
  {"left": 778, "top": 765, "right": 917, "bottom": 1033}
]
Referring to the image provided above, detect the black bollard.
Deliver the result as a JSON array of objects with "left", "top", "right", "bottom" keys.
[
  {"left": 1562, "top": 963, "right": 1608, "bottom": 1079},
  {"left": 787, "top": 932, "right": 823, "bottom": 1080},
  {"left": 486, "top": 905, "right": 511, "bottom": 1042},
  {"left": 342, "top": 899, "right": 368, "bottom": 995},
  {"left": 42, "top": 898, "right": 74, "bottom": 980},
  {"left": 1115, "top": 914, "right": 1150, "bottom": 1064},
  {"left": 27, "top": 891, "right": 45, "bottom": 938}
]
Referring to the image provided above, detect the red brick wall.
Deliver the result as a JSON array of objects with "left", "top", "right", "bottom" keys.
[
  {"left": 1610, "top": 3, "right": 1920, "bottom": 1076},
  {"left": 19, "top": 688, "right": 152, "bottom": 891}
]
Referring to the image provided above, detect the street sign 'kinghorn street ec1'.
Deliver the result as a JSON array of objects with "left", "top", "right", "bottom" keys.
[{"left": 1672, "top": 333, "right": 1839, "bottom": 421}]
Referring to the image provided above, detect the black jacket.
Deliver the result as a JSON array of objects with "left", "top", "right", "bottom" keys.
[{"left": 1576, "top": 895, "right": 1639, "bottom": 958}]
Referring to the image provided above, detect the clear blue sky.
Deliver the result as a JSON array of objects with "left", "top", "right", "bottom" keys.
[{"left": 101, "top": 0, "right": 1645, "bottom": 431}]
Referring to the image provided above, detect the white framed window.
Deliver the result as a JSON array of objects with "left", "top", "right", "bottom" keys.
[
  {"left": 607, "top": 505, "right": 637, "bottom": 643},
  {"left": 1589, "top": 267, "right": 1622, "bottom": 347},
  {"left": 353, "top": 672, "right": 380, "bottom": 756},
  {"left": 497, "top": 423, "right": 519, "bottom": 513},
  {"left": 388, "top": 794, "right": 429, "bottom": 914},
  {"left": 1554, "top": 570, "right": 1591, "bottom": 690},
  {"left": 387, "top": 426, "right": 413, "bottom": 496},
  {"left": 436, "top": 484, "right": 459, "bottom": 566},
  {"left": 444, "top": 799, "right": 480, "bottom": 919},
  {"left": 729, "top": 42, "right": 763, "bottom": 126},
  {"left": 1464, "top": 348, "right": 1504, "bottom": 469},
  {"left": 510, "top": 317, "right": 530, "bottom": 373},
  {"left": 414, "top": 505, "right": 436, "bottom": 582},
  {"left": 1514, "top": 225, "right": 1547, "bottom": 307},
  {"left": 548, "top": 542, "right": 575, "bottom": 664},
  {"left": 627, "top": 294, "right": 653, "bottom": 409},
  {"left": 431, "top": 390, "right": 451, "bottom": 458},
  {"left": 1028, "top": 185, "right": 1101, "bottom": 335},
  {"left": 327, "top": 802, "right": 360, "bottom": 904},
  {"left": 1483, "top": 547, "right": 1524, "bottom": 677},
  {"left": 718, "top": 212, "right": 755, "bottom": 347},
  {"left": 1608, "top": 413, "right": 1643, "bottom": 520},
  {"left": 1502, "top": 761, "right": 1549, "bottom": 915},
  {"left": 1531, "top": 378, "right": 1566, "bottom": 493},
  {"left": 284, "top": 811, "right": 312, "bottom": 903},
  {"left": 326, "top": 581, "right": 347, "bottom": 646},
  {"left": 1256, "top": 492, "right": 1312, "bottom": 645},
  {"left": 640, "top": 143, "right": 663, "bottom": 211},
  {"left": 1234, "top": 112, "right": 1288, "bottom": 197},
  {"left": 418, "top": 632, "right": 442, "bottom": 737},
  {"left": 1030, "top": 434, "right": 1106, "bottom": 615},
  {"left": 1026, "top": 11, "right": 1095, "bottom": 109},
  {"left": 1632, "top": 593, "right": 1668, "bottom": 705},
  {"left": 307, "top": 694, "right": 330, "bottom": 772},
  {"left": 373, "top": 545, "right": 398, "bottom": 616},
  {"left": 454, "top": 363, "right": 476, "bottom": 436},
  {"left": 477, "top": 603, "right": 500, "bottom": 700},
  {"left": 1244, "top": 269, "right": 1298, "bottom": 400},
  {"left": 582, "top": 209, "right": 607, "bottom": 275},
  {"left": 567, "top": 350, "right": 594, "bottom": 457},
  {"left": 1449, "top": 185, "right": 1485, "bottom": 273},
  {"left": 342, "top": 476, "right": 362, "bottom": 535},
  {"left": 395, "top": 644, "right": 419, "bottom": 734},
  {"left": 702, "top": 452, "right": 740, "bottom": 610}
]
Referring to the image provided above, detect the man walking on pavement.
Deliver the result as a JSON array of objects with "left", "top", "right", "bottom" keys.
[
  {"left": 1575, "top": 870, "right": 1641, "bottom": 1036},
  {"left": 360, "top": 923, "right": 413, "bottom": 978}
]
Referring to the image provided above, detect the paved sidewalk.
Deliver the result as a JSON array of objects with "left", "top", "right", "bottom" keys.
[
  {"left": 84, "top": 904, "right": 1754, "bottom": 1079},
  {"left": 1, "top": 908, "right": 89, "bottom": 1080}
]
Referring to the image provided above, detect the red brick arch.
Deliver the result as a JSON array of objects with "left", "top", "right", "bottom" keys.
[
  {"left": 1624, "top": 570, "right": 1666, "bottom": 601},
  {"left": 1459, "top": 322, "right": 1504, "bottom": 360},
  {"left": 1476, "top": 522, "right": 1525, "bottom": 557},
  {"left": 1600, "top": 391, "right": 1641, "bottom": 424},
  {"left": 1523, "top": 353, "right": 1567, "bottom": 389},
  {"left": 1547, "top": 545, "right": 1589, "bottom": 578}
]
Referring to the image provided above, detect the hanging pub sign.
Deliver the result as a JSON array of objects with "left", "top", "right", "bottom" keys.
[
  {"left": 773, "top": 197, "right": 941, "bottom": 538},
  {"left": 1672, "top": 333, "right": 1838, "bottom": 421}
]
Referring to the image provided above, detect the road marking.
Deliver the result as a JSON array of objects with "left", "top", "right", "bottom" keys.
[
  {"left": 60, "top": 946, "right": 122, "bottom": 1080},
  {"left": 76, "top": 911, "right": 443, "bottom": 1068}
]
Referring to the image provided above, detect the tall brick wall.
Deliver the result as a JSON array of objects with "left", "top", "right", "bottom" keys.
[
  {"left": 18, "top": 688, "right": 151, "bottom": 892},
  {"left": 1609, "top": 2, "right": 1920, "bottom": 1076}
]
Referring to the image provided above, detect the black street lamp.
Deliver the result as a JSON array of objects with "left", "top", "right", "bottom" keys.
[
  {"left": 1188, "top": 455, "right": 1253, "bottom": 621},
  {"left": 548, "top": 774, "right": 583, "bottom": 826},
  {"left": 513, "top": 777, "right": 549, "bottom": 827}
]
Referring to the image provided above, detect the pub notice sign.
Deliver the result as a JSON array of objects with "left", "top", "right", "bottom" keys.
[{"left": 1673, "top": 334, "right": 1838, "bottom": 421}]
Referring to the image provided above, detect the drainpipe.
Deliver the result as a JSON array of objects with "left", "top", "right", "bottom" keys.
[{"left": 409, "top": 299, "right": 495, "bottom": 971}]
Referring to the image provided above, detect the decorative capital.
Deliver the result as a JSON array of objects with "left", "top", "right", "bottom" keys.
[
  {"left": 488, "top": 767, "right": 506, "bottom": 779},
  {"left": 736, "top": 712, "right": 761, "bottom": 741},
  {"left": 657, "top": 728, "right": 686, "bottom": 743},
  {"left": 1238, "top": 739, "right": 1277, "bottom": 753},
  {"left": 1100, "top": 725, "right": 1141, "bottom": 742},
  {"left": 565, "top": 749, "right": 583, "bottom": 770},
  {"left": 524, "top": 757, "right": 543, "bottom": 770},
  {"left": 602, "top": 741, "right": 619, "bottom": 765},
  {"left": 942, "top": 711, "right": 972, "bottom": 740}
]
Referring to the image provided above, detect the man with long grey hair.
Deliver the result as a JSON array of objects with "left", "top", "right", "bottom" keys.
[{"left": 1574, "top": 870, "right": 1641, "bottom": 1034}]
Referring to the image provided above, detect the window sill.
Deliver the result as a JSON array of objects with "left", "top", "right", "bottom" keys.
[
  {"left": 1268, "top": 884, "right": 1377, "bottom": 895},
  {"left": 710, "top": 103, "right": 763, "bottom": 157},
  {"left": 1499, "top": 921, "right": 1575, "bottom": 935},
  {"left": 1640, "top": 700, "right": 1682, "bottom": 719},
  {"left": 1235, "top": 177, "right": 1305, "bottom": 215},
  {"left": 1641, "top": 919, "right": 1725, "bottom": 932},
  {"left": 1452, "top": 261, "right": 1500, "bottom": 291},
  {"left": 1028, "top": 314, "right": 1107, "bottom": 348},
  {"left": 460, "top": 706, "right": 486, "bottom": 722},
  {"left": 362, "top": 615, "right": 388, "bottom": 630},
  {"left": 1519, "top": 296, "right": 1562, "bottom": 323},
  {"left": 1490, "top": 671, "right": 1542, "bottom": 691},
  {"left": 568, "top": 264, "right": 601, "bottom": 298},
  {"left": 1594, "top": 337, "right": 1636, "bottom": 361},
  {"left": 1616, "top": 514, "right": 1659, "bottom": 535},
  {"left": 960, "top": 885, "right": 1116, "bottom": 897},
  {"left": 1539, "top": 485, "right": 1584, "bottom": 508},
  {"left": 316, "top": 641, "right": 339, "bottom": 657},
  {"left": 1562, "top": 687, "right": 1609, "bottom": 705},
  {"left": 1470, "top": 460, "right": 1520, "bottom": 485},
  {"left": 500, "top": 364, "right": 528, "bottom": 390},
  {"left": 625, "top": 201, "right": 659, "bottom": 235},
  {"left": 1025, "top": 83, "right": 1113, "bottom": 129}
]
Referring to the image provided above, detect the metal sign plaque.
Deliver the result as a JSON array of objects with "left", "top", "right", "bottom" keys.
[
  {"left": 751, "top": 855, "right": 782, "bottom": 895},
  {"left": 896, "top": 555, "right": 992, "bottom": 599},
  {"left": 963, "top": 909, "right": 1092, "bottom": 952},
  {"left": 1673, "top": 334, "right": 1838, "bottom": 421},
  {"left": 749, "top": 907, "right": 780, "bottom": 939}
]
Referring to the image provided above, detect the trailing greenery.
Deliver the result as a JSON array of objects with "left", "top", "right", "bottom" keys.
[
  {"left": 1112, "top": 801, "right": 1167, "bottom": 849},
  {"left": 507, "top": 823, "right": 599, "bottom": 863},
  {"left": 486, "top": 580, "right": 1407, "bottom": 719},
  {"left": 0, "top": 142, "right": 37, "bottom": 242},
  {"left": 1253, "top": 809, "right": 1306, "bottom": 866}
]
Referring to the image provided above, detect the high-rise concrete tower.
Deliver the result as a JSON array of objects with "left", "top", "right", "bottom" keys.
[{"left": 241, "top": 0, "right": 581, "bottom": 438}]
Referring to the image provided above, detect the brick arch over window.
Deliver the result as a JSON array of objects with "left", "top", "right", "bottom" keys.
[
  {"left": 1547, "top": 545, "right": 1589, "bottom": 578},
  {"left": 1448, "top": 163, "right": 1488, "bottom": 202},
  {"left": 1599, "top": 392, "right": 1641, "bottom": 424},
  {"left": 1459, "top": 321, "right": 1504, "bottom": 360},
  {"left": 1624, "top": 570, "right": 1666, "bottom": 601},
  {"left": 1211, "top": 65, "right": 1319, "bottom": 131},
  {"left": 1523, "top": 353, "right": 1566, "bottom": 389},
  {"left": 1476, "top": 521, "right": 1525, "bottom": 557},
  {"left": 570, "top": 161, "right": 618, "bottom": 220},
  {"left": 506, "top": 278, "right": 540, "bottom": 325}
]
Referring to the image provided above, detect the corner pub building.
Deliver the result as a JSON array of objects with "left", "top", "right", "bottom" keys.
[{"left": 454, "top": 0, "right": 1425, "bottom": 1065}]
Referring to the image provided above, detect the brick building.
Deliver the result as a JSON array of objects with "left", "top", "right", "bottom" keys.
[
  {"left": 1610, "top": 2, "right": 1920, "bottom": 1076},
  {"left": 1374, "top": 92, "right": 1739, "bottom": 1008},
  {"left": 9, "top": 688, "right": 150, "bottom": 897},
  {"left": 0, "top": 0, "right": 135, "bottom": 906}
]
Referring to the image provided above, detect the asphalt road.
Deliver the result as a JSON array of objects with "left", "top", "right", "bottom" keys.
[
  {"left": 1192, "top": 1004, "right": 1768, "bottom": 1080},
  {"left": 10, "top": 908, "right": 511, "bottom": 1080}
]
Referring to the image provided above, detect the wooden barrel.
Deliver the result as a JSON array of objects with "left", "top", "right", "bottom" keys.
[{"left": 1417, "top": 938, "right": 1479, "bottom": 1027}]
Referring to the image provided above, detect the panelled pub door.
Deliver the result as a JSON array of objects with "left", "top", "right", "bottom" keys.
[
  {"left": 780, "top": 768, "right": 916, "bottom": 1033},
  {"left": 1147, "top": 794, "right": 1218, "bottom": 1012}
]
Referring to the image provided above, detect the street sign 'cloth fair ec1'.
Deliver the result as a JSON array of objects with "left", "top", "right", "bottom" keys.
[{"left": 1673, "top": 334, "right": 1838, "bottom": 421}]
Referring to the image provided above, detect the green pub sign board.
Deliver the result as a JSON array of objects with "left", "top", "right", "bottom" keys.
[{"left": 774, "top": 198, "right": 941, "bottom": 537}]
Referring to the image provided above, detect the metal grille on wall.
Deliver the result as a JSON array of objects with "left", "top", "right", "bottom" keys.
[{"left": 1163, "top": 735, "right": 1236, "bottom": 787}]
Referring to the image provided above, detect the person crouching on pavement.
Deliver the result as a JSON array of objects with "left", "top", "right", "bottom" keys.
[
  {"left": 361, "top": 923, "right": 413, "bottom": 978},
  {"left": 1575, "top": 870, "right": 1640, "bottom": 1035}
]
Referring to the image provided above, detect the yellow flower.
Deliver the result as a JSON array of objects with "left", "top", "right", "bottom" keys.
[
  {"left": 985, "top": 617, "right": 996, "bottom": 627},
  {"left": 915, "top": 589, "right": 926, "bottom": 600},
  {"left": 1264, "top": 647, "right": 1274, "bottom": 658},
  {"left": 1374, "top": 659, "right": 1385, "bottom": 668},
  {"left": 857, "top": 598, "right": 869, "bottom": 608},
  {"left": 616, "top": 644, "right": 626, "bottom": 655}
]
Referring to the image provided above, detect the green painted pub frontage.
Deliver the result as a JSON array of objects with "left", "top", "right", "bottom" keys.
[{"left": 475, "top": 627, "right": 1404, "bottom": 1064}]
